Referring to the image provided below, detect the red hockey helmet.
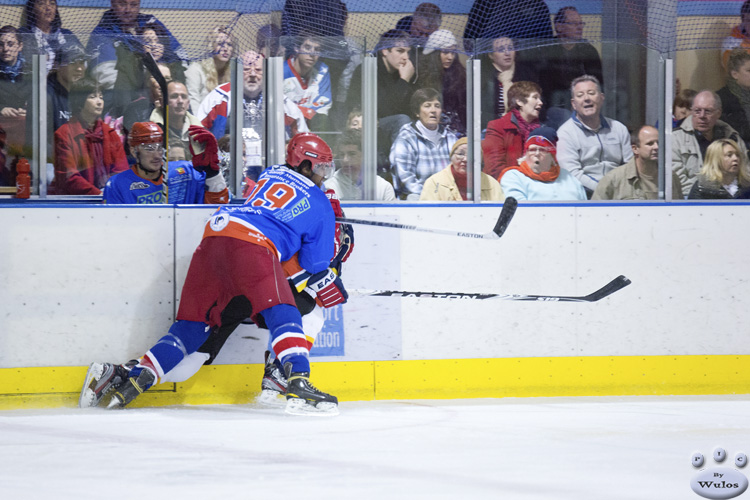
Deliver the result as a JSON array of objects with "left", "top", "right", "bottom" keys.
[
  {"left": 128, "top": 122, "right": 163, "bottom": 149},
  {"left": 286, "top": 132, "right": 334, "bottom": 179}
]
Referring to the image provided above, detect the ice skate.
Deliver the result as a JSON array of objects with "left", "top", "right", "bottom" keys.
[
  {"left": 78, "top": 360, "right": 136, "bottom": 408},
  {"left": 255, "top": 351, "right": 288, "bottom": 407},
  {"left": 284, "top": 363, "right": 339, "bottom": 416},
  {"left": 107, "top": 368, "right": 156, "bottom": 409}
]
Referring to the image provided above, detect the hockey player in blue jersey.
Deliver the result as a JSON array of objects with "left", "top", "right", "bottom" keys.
[
  {"left": 146, "top": 187, "right": 354, "bottom": 408},
  {"left": 103, "top": 121, "right": 229, "bottom": 204},
  {"left": 80, "top": 132, "right": 346, "bottom": 415}
]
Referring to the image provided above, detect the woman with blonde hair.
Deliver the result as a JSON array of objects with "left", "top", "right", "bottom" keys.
[
  {"left": 185, "top": 26, "right": 236, "bottom": 112},
  {"left": 688, "top": 138, "right": 750, "bottom": 199}
]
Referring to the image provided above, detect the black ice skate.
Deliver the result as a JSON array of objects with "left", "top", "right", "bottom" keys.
[
  {"left": 78, "top": 360, "right": 137, "bottom": 408},
  {"left": 107, "top": 368, "right": 156, "bottom": 409},
  {"left": 255, "top": 351, "right": 288, "bottom": 407},
  {"left": 284, "top": 363, "right": 339, "bottom": 416}
]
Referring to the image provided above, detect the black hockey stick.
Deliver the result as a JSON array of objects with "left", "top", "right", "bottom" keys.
[
  {"left": 351, "top": 275, "right": 631, "bottom": 303},
  {"left": 336, "top": 196, "right": 518, "bottom": 240}
]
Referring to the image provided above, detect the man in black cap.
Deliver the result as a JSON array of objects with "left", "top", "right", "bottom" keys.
[{"left": 48, "top": 39, "right": 91, "bottom": 132}]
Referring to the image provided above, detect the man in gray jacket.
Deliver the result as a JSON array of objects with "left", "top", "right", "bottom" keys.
[
  {"left": 671, "top": 90, "right": 747, "bottom": 196},
  {"left": 556, "top": 75, "right": 632, "bottom": 197}
]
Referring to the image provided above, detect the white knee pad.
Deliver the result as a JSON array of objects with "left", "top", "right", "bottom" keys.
[
  {"left": 161, "top": 351, "right": 210, "bottom": 383},
  {"left": 303, "top": 306, "right": 325, "bottom": 346}
]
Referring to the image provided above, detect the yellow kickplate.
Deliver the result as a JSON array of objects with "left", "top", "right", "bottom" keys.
[{"left": 1, "top": 356, "right": 748, "bottom": 410}]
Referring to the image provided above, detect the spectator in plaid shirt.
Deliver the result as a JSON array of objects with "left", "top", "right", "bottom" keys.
[{"left": 390, "top": 87, "right": 458, "bottom": 199}]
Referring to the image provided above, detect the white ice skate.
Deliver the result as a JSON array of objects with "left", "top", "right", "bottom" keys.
[
  {"left": 79, "top": 362, "right": 132, "bottom": 408},
  {"left": 255, "top": 351, "right": 288, "bottom": 408}
]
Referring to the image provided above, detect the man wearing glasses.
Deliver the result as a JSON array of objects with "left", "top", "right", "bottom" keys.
[
  {"left": 672, "top": 90, "right": 747, "bottom": 196},
  {"left": 103, "top": 121, "right": 228, "bottom": 204},
  {"left": 538, "top": 6, "right": 604, "bottom": 119}
]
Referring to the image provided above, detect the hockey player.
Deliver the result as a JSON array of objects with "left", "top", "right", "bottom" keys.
[
  {"left": 81, "top": 132, "right": 347, "bottom": 415},
  {"left": 103, "top": 122, "right": 229, "bottom": 204},
  {"left": 158, "top": 187, "right": 354, "bottom": 407}
]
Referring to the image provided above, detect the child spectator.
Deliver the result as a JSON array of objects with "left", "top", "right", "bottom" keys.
[
  {"left": 326, "top": 129, "right": 396, "bottom": 201},
  {"left": 672, "top": 88, "right": 697, "bottom": 128},
  {"left": 346, "top": 108, "right": 362, "bottom": 130}
]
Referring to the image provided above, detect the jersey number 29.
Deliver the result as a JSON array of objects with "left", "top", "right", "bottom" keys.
[{"left": 247, "top": 178, "right": 296, "bottom": 210}]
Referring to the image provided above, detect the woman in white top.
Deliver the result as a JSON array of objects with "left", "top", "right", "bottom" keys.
[{"left": 185, "top": 26, "right": 236, "bottom": 113}]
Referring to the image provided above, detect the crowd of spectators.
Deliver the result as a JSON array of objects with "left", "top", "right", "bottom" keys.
[{"left": 2, "top": 0, "right": 750, "bottom": 202}]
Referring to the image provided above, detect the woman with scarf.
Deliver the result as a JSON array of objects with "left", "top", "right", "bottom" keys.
[
  {"left": 420, "top": 137, "right": 504, "bottom": 201},
  {"left": 688, "top": 138, "right": 750, "bottom": 199},
  {"left": 717, "top": 49, "right": 750, "bottom": 149},
  {"left": 482, "top": 81, "right": 543, "bottom": 180},
  {"left": 499, "top": 126, "right": 586, "bottom": 201},
  {"left": 53, "top": 77, "right": 128, "bottom": 195},
  {"left": 19, "top": 0, "right": 80, "bottom": 72}
]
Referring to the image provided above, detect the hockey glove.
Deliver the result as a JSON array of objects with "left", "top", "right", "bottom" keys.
[
  {"left": 305, "top": 267, "right": 348, "bottom": 308},
  {"left": 325, "top": 189, "right": 355, "bottom": 266},
  {"left": 188, "top": 125, "right": 220, "bottom": 178},
  {"left": 325, "top": 189, "right": 343, "bottom": 217},
  {"left": 332, "top": 222, "right": 354, "bottom": 270}
]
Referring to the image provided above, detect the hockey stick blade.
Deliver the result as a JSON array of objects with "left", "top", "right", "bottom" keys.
[
  {"left": 335, "top": 196, "right": 518, "bottom": 240},
  {"left": 491, "top": 196, "right": 517, "bottom": 238},
  {"left": 351, "top": 275, "right": 631, "bottom": 303}
]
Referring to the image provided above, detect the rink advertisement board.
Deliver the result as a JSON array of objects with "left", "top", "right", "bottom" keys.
[{"left": 311, "top": 306, "right": 345, "bottom": 357}]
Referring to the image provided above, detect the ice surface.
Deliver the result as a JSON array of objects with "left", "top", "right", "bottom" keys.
[{"left": 1, "top": 395, "right": 749, "bottom": 499}]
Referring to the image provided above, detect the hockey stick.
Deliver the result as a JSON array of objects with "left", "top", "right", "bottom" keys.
[
  {"left": 351, "top": 275, "right": 631, "bottom": 303},
  {"left": 335, "top": 196, "right": 518, "bottom": 240},
  {"left": 141, "top": 51, "right": 169, "bottom": 202}
]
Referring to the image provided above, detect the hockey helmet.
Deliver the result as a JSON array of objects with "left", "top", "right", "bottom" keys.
[
  {"left": 286, "top": 132, "right": 334, "bottom": 179},
  {"left": 128, "top": 122, "right": 163, "bottom": 149}
]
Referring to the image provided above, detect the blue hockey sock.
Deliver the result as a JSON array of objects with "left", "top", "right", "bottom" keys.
[
  {"left": 140, "top": 320, "right": 211, "bottom": 379},
  {"left": 260, "top": 304, "right": 310, "bottom": 374}
]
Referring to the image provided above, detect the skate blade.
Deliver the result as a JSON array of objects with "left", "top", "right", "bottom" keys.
[
  {"left": 255, "top": 389, "right": 287, "bottom": 408},
  {"left": 78, "top": 363, "right": 105, "bottom": 408},
  {"left": 284, "top": 397, "right": 339, "bottom": 417}
]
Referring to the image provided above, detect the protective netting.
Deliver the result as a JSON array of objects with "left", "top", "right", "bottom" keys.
[{"left": 0, "top": 0, "right": 744, "bottom": 64}]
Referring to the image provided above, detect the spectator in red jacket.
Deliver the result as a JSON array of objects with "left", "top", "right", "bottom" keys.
[
  {"left": 53, "top": 77, "right": 128, "bottom": 194},
  {"left": 482, "top": 81, "right": 543, "bottom": 180}
]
